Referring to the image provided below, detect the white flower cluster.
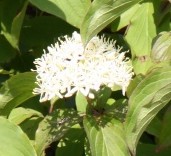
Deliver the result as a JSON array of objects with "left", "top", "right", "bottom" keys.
[{"left": 33, "top": 31, "right": 133, "bottom": 102}]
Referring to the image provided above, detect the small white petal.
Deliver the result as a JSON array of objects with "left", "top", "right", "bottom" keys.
[
  {"left": 88, "top": 93, "right": 95, "bottom": 99},
  {"left": 32, "top": 31, "right": 133, "bottom": 102}
]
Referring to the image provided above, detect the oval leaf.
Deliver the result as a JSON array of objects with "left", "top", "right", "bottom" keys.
[
  {"left": 125, "top": 67, "right": 171, "bottom": 154},
  {"left": 111, "top": 3, "right": 140, "bottom": 32},
  {"left": 125, "top": 1, "right": 157, "bottom": 57},
  {"left": 81, "top": 0, "right": 142, "bottom": 45},
  {"left": 1, "top": 0, "right": 28, "bottom": 49},
  {"left": 151, "top": 31, "right": 171, "bottom": 62},
  {"left": 0, "top": 35, "right": 17, "bottom": 63},
  {"left": 83, "top": 115, "right": 130, "bottom": 156},
  {"left": 0, "top": 117, "right": 36, "bottom": 156},
  {"left": 8, "top": 107, "right": 43, "bottom": 125},
  {"left": 0, "top": 72, "right": 36, "bottom": 117},
  {"left": 28, "top": 0, "right": 91, "bottom": 28},
  {"left": 76, "top": 92, "right": 88, "bottom": 113},
  {"left": 35, "top": 109, "right": 82, "bottom": 156},
  {"left": 145, "top": 116, "right": 162, "bottom": 138},
  {"left": 158, "top": 105, "right": 171, "bottom": 148}
]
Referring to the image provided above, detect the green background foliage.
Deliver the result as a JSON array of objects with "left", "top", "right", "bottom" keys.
[{"left": 0, "top": 0, "right": 171, "bottom": 156}]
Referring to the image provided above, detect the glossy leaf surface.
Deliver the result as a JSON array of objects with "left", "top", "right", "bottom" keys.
[
  {"left": 81, "top": 0, "right": 142, "bottom": 45},
  {"left": 0, "top": 117, "right": 37, "bottom": 156},
  {"left": 35, "top": 109, "right": 82, "bottom": 156},
  {"left": 0, "top": 72, "right": 36, "bottom": 117},
  {"left": 125, "top": 67, "right": 171, "bottom": 154},
  {"left": 28, "top": 0, "right": 91, "bottom": 28},
  {"left": 84, "top": 115, "right": 130, "bottom": 156}
]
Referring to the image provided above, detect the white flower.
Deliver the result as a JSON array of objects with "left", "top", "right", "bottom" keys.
[{"left": 32, "top": 31, "right": 133, "bottom": 102}]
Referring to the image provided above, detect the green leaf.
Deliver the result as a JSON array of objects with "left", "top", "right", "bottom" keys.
[
  {"left": 28, "top": 0, "right": 91, "bottom": 28},
  {"left": 111, "top": 3, "right": 140, "bottom": 32},
  {"left": 125, "top": 1, "right": 157, "bottom": 57},
  {"left": 81, "top": 0, "right": 142, "bottom": 45},
  {"left": 0, "top": 35, "right": 17, "bottom": 63},
  {"left": 125, "top": 67, "right": 171, "bottom": 155},
  {"left": 0, "top": 0, "right": 28, "bottom": 49},
  {"left": 151, "top": 31, "right": 171, "bottom": 62},
  {"left": 146, "top": 116, "right": 162, "bottom": 138},
  {"left": 76, "top": 87, "right": 111, "bottom": 113},
  {"left": 111, "top": 0, "right": 170, "bottom": 33},
  {"left": 132, "top": 56, "right": 154, "bottom": 75},
  {"left": 0, "top": 117, "right": 37, "bottom": 156},
  {"left": 83, "top": 115, "right": 130, "bottom": 156},
  {"left": 113, "top": 0, "right": 170, "bottom": 75},
  {"left": 124, "top": 1, "right": 160, "bottom": 74},
  {"left": 35, "top": 109, "right": 82, "bottom": 156},
  {"left": 124, "top": 0, "right": 170, "bottom": 63},
  {"left": 76, "top": 92, "right": 88, "bottom": 113},
  {"left": 0, "top": 72, "right": 37, "bottom": 117},
  {"left": 96, "top": 87, "right": 112, "bottom": 107},
  {"left": 126, "top": 74, "right": 144, "bottom": 98},
  {"left": 8, "top": 107, "right": 43, "bottom": 125},
  {"left": 158, "top": 105, "right": 171, "bottom": 148},
  {"left": 91, "top": 86, "right": 112, "bottom": 109},
  {"left": 153, "top": 1, "right": 171, "bottom": 32},
  {"left": 56, "top": 124, "right": 85, "bottom": 156},
  {"left": 84, "top": 137, "right": 91, "bottom": 156},
  {"left": 105, "top": 99, "right": 128, "bottom": 122}
]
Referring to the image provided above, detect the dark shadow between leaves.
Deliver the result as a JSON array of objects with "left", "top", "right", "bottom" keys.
[{"left": 36, "top": 108, "right": 83, "bottom": 154}]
